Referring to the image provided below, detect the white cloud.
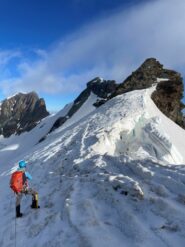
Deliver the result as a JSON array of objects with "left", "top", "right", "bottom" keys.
[
  {"left": 0, "top": 50, "right": 21, "bottom": 68},
  {"left": 0, "top": 0, "right": 185, "bottom": 96}
]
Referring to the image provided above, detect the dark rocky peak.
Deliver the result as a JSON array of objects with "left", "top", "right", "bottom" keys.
[
  {"left": 87, "top": 77, "right": 117, "bottom": 98},
  {"left": 87, "top": 77, "right": 104, "bottom": 85},
  {"left": 0, "top": 92, "right": 49, "bottom": 137},
  {"left": 114, "top": 58, "right": 164, "bottom": 95},
  {"left": 111, "top": 58, "right": 184, "bottom": 128},
  {"left": 113, "top": 58, "right": 182, "bottom": 96},
  {"left": 48, "top": 78, "right": 117, "bottom": 135},
  {"left": 139, "top": 58, "right": 163, "bottom": 71}
]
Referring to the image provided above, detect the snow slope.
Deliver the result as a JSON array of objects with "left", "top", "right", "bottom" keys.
[
  {"left": 0, "top": 92, "right": 97, "bottom": 167},
  {"left": 0, "top": 88, "right": 185, "bottom": 247}
]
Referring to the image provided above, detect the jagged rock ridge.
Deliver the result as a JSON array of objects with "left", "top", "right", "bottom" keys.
[
  {"left": 112, "top": 58, "right": 185, "bottom": 128},
  {"left": 0, "top": 92, "right": 49, "bottom": 137}
]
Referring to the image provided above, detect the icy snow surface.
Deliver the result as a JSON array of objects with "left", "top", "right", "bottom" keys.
[{"left": 0, "top": 88, "right": 185, "bottom": 247}]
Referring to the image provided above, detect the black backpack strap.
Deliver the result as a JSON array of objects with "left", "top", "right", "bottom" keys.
[{"left": 22, "top": 172, "right": 27, "bottom": 185}]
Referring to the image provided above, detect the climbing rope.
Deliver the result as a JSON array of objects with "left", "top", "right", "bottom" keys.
[
  {"left": 10, "top": 192, "right": 17, "bottom": 247},
  {"left": 13, "top": 193, "right": 17, "bottom": 247},
  {"left": 15, "top": 210, "right": 17, "bottom": 247}
]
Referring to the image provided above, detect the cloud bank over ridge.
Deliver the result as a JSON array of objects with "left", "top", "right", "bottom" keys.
[{"left": 0, "top": 0, "right": 185, "bottom": 96}]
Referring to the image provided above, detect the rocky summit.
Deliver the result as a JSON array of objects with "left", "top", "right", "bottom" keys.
[
  {"left": 112, "top": 58, "right": 185, "bottom": 128},
  {"left": 0, "top": 92, "right": 49, "bottom": 137}
]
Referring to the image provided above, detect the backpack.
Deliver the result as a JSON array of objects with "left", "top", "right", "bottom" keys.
[{"left": 10, "top": 171, "right": 26, "bottom": 193}]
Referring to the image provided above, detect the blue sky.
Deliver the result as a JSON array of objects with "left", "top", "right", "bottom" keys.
[
  {"left": 0, "top": 0, "right": 185, "bottom": 112},
  {"left": 0, "top": 0, "right": 144, "bottom": 48}
]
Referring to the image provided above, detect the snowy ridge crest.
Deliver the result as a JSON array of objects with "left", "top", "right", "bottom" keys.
[{"left": 89, "top": 89, "right": 183, "bottom": 164}]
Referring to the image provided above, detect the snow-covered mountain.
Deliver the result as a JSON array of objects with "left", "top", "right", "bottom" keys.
[{"left": 0, "top": 59, "right": 185, "bottom": 247}]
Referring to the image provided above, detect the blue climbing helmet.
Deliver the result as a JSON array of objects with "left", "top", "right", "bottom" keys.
[{"left": 18, "top": 160, "right": 27, "bottom": 168}]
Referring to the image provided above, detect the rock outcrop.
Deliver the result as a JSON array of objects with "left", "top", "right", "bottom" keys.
[
  {"left": 49, "top": 77, "right": 117, "bottom": 133},
  {"left": 152, "top": 74, "right": 184, "bottom": 128},
  {"left": 111, "top": 58, "right": 185, "bottom": 128},
  {"left": 0, "top": 92, "right": 49, "bottom": 137}
]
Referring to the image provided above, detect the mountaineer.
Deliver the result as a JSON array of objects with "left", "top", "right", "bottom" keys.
[{"left": 10, "top": 160, "right": 40, "bottom": 218}]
